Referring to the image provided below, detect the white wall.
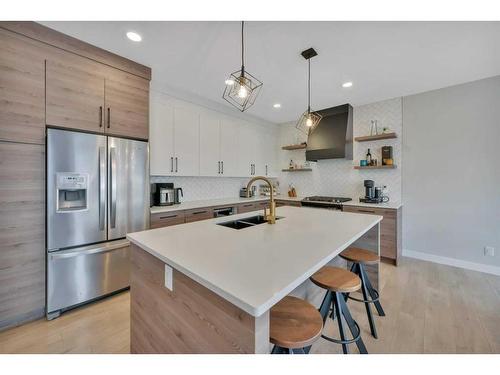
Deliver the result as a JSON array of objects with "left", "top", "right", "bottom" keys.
[
  {"left": 277, "top": 98, "right": 402, "bottom": 202},
  {"left": 403, "top": 76, "right": 500, "bottom": 268}
]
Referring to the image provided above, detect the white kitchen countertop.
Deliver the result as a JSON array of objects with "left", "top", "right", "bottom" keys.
[
  {"left": 128, "top": 206, "right": 382, "bottom": 317},
  {"left": 150, "top": 195, "right": 402, "bottom": 214}
]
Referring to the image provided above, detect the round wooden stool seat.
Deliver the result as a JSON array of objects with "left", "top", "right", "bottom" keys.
[
  {"left": 310, "top": 266, "right": 361, "bottom": 293},
  {"left": 340, "top": 247, "right": 379, "bottom": 265},
  {"left": 270, "top": 296, "right": 323, "bottom": 349}
]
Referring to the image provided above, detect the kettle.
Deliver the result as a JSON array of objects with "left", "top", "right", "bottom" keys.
[{"left": 174, "top": 188, "right": 183, "bottom": 204}]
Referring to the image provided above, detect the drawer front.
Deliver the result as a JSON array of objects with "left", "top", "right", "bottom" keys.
[
  {"left": 256, "top": 200, "right": 270, "bottom": 209},
  {"left": 184, "top": 208, "right": 214, "bottom": 223},
  {"left": 275, "top": 200, "right": 301, "bottom": 207},
  {"left": 237, "top": 203, "right": 258, "bottom": 213},
  {"left": 343, "top": 206, "right": 396, "bottom": 218},
  {"left": 150, "top": 211, "right": 186, "bottom": 228}
]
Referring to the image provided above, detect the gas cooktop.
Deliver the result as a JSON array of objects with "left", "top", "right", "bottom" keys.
[{"left": 302, "top": 196, "right": 352, "bottom": 203}]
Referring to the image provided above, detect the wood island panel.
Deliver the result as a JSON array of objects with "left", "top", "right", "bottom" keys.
[{"left": 130, "top": 244, "right": 270, "bottom": 354}]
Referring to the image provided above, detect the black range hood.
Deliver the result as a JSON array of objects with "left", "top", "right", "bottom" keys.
[{"left": 306, "top": 104, "right": 353, "bottom": 161}]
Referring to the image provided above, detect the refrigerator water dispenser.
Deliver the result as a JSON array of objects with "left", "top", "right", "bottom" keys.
[{"left": 56, "top": 172, "right": 88, "bottom": 212}]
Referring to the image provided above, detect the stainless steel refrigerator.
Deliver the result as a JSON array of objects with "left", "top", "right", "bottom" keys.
[{"left": 46, "top": 128, "right": 149, "bottom": 319}]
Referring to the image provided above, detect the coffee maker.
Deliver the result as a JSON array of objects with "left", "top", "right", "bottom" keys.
[
  {"left": 151, "top": 183, "right": 175, "bottom": 206},
  {"left": 360, "top": 180, "right": 388, "bottom": 204}
]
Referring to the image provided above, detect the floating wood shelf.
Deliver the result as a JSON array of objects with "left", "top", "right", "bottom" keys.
[
  {"left": 355, "top": 133, "right": 397, "bottom": 142},
  {"left": 281, "top": 168, "right": 312, "bottom": 172},
  {"left": 354, "top": 165, "right": 397, "bottom": 170},
  {"left": 281, "top": 143, "right": 307, "bottom": 150}
]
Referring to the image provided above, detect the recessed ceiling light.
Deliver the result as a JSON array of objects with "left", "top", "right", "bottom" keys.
[
  {"left": 342, "top": 81, "right": 353, "bottom": 88},
  {"left": 126, "top": 31, "right": 142, "bottom": 42},
  {"left": 225, "top": 79, "right": 235, "bottom": 86},
  {"left": 273, "top": 103, "right": 281, "bottom": 108}
]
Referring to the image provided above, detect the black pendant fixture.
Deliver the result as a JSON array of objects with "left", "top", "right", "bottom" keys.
[
  {"left": 222, "top": 21, "right": 263, "bottom": 112},
  {"left": 296, "top": 47, "right": 322, "bottom": 134}
]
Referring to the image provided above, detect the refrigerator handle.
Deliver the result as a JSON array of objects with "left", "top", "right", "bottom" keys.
[
  {"left": 110, "top": 147, "right": 117, "bottom": 228},
  {"left": 99, "top": 146, "right": 106, "bottom": 231}
]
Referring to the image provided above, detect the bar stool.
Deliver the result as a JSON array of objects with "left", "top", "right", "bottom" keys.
[
  {"left": 270, "top": 296, "right": 323, "bottom": 354},
  {"left": 340, "top": 247, "right": 386, "bottom": 339},
  {"left": 310, "top": 266, "right": 368, "bottom": 354}
]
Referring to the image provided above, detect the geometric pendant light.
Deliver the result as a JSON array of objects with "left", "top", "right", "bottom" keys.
[
  {"left": 296, "top": 47, "right": 322, "bottom": 134},
  {"left": 222, "top": 21, "right": 263, "bottom": 112}
]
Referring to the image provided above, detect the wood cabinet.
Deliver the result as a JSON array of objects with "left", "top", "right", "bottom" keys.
[
  {"left": 46, "top": 57, "right": 105, "bottom": 133},
  {"left": 237, "top": 202, "right": 259, "bottom": 213},
  {"left": 46, "top": 53, "right": 149, "bottom": 140},
  {"left": 0, "top": 141, "right": 45, "bottom": 330},
  {"left": 104, "top": 67, "right": 149, "bottom": 140},
  {"left": 342, "top": 206, "right": 402, "bottom": 265},
  {"left": 150, "top": 211, "right": 186, "bottom": 229},
  {"left": 184, "top": 208, "right": 214, "bottom": 223},
  {"left": 0, "top": 29, "right": 46, "bottom": 144},
  {"left": 276, "top": 199, "right": 302, "bottom": 207}
]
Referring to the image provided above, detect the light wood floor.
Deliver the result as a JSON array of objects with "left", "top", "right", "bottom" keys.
[{"left": 1, "top": 257, "right": 499, "bottom": 354}]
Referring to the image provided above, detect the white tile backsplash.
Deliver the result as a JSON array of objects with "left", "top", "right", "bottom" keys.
[{"left": 278, "top": 98, "right": 402, "bottom": 203}]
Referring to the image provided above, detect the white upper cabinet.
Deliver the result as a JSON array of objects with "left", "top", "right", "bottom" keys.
[
  {"left": 150, "top": 94, "right": 174, "bottom": 175},
  {"left": 150, "top": 91, "right": 277, "bottom": 178},
  {"left": 199, "top": 110, "right": 221, "bottom": 176},
  {"left": 219, "top": 116, "right": 240, "bottom": 177},
  {"left": 173, "top": 105, "right": 199, "bottom": 176}
]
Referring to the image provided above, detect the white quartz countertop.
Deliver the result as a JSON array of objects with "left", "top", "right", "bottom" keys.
[
  {"left": 128, "top": 206, "right": 382, "bottom": 317},
  {"left": 150, "top": 196, "right": 270, "bottom": 214},
  {"left": 343, "top": 200, "right": 402, "bottom": 210}
]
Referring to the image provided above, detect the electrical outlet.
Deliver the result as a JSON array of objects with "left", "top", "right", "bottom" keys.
[
  {"left": 164, "top": 264, "right": 173, "bottom": 291},
  {"left": 484, "top": 246, "right": 495, "bottom": 257}
]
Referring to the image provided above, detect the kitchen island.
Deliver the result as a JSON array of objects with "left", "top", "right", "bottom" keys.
[{"left": 127, "top": 206, "right": 382, "bottom": 354}]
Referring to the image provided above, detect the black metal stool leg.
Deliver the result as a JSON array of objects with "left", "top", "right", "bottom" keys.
[
  {"left": 344, "top": 263, "right": 358, "bottom": 302},
  {"left": 358, "top": 266, "right": 378, "bottom": 339},
  {"left": 332, "top": 292, "right": 349, "bottom": 354},
  {"left": 360, "top": 264, "right": 386, "bottom": 317},
  {"left": 338, "top": 293, "right": 368, "bottom": 354},
  {"left": 304, "top": 290, "right": 332, "bottom": 354}
]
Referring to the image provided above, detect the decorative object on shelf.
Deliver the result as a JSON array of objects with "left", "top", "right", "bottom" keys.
[
  {"left": 370, "top": 120, "right": 378, "bottom": 136},
  {"left": 360, "top": 160, "right": 368, "bottom": 167},
  {"left": 223, "top": 21, "right": 263, "bottom": 112},
  {"left": 366, "top": 148, "right": 372, "bottom": 165},
  {"left": 382, "top": 127, "right": 390, "bottom": 134},
  {"left": 354, "top": 132, "right": 397, "bottom": 142},
  {"left": 296, "top": 48, "right": 322, "bottom": 134},
  {"left": 281, "top": 142, "right": 307, "bottom": 150},
  {"left": 381, "top": 146, "right": 393, "bottom": 165}
]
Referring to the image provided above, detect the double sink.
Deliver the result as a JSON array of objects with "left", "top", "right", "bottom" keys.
[{"left": 217, "top": 215, "right": 282, "bottom": 230}]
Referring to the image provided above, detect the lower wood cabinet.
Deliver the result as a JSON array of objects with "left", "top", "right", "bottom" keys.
[
  {"left": 184, "top": 208, "right": 214, "bottom": 223},
  {"left": 150, "top": 211, "right": 186, "bottom": 229},
  {"left": 0, "top": 142, "right": 45, "bottom": 330},
  {"left": 237, "top": 202, "right": 259, "bottom": 214},
  {"left": 275, "top": 199, "right": 302, "bottom": 207},
  {"left": 342, "top": 206, "right": 402, "bottom": 265}
]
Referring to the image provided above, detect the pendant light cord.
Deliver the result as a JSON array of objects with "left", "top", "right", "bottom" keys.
[
  {"left": 241, "top": 21, "right": 245, "bottom": 74},
  {"left": 307, "top": 58, "right": 311, "bottom": 113}
]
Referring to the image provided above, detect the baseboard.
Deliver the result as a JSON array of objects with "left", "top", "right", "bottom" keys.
[{"left": 403, "top": 249, "right": 500, "bottom": 276}]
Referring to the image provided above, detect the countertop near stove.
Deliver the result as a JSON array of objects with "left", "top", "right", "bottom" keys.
[{"left": 150, "top": 195, "right": 402, "bottom": 215}]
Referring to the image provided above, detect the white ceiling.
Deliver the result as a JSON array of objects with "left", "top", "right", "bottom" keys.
[{"left": 41, "top": 21, "right": 500, "bottom": 124}]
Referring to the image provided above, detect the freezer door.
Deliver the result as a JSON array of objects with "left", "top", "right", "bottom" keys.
[
  {"left": 47, "top": 129, "right": 107, "bottom": 251},
  {"left": 108, "top": 137, "right": 149, "bottom": 240},
  {"left": 47, "top": 240, "right": 130, "bottom": 314}
]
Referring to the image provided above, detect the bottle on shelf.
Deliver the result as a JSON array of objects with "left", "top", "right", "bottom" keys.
[
  {"left": 289, "top": 159, "right": 294, "bottom": 169},
  {"left": 366, "top": 149, "right": 372, "bottom": 165}
]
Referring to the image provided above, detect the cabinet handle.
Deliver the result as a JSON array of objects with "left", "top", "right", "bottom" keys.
[
  {"left": 265, "top": 164, "right": 268, "bottom": 176},
  {"left": 159, "top": 214, "right": 178, "bottom": 219},
  {"left": 99, "top": 106, "right": 103, "bottom": 127},
  {"left": 175, "top": 157, "right": 178, "bottom": 172},
  {"left": 171, "top": 157, "right": 174, "bottom": 173},
  {"left": 107, "top": 107, "right": 110, "bottom": 128},
  {"left": 358, "top": 209, "right": 376, "bottom": 214},
  {"left": 191, "top": 210, "right": 207, "bottom": 215},
  {"left": 218, "top": 161, "right": 221, "bottom": 174},
  {"left": 221, "top": 161, "right": 224, "bottom": 174}
]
